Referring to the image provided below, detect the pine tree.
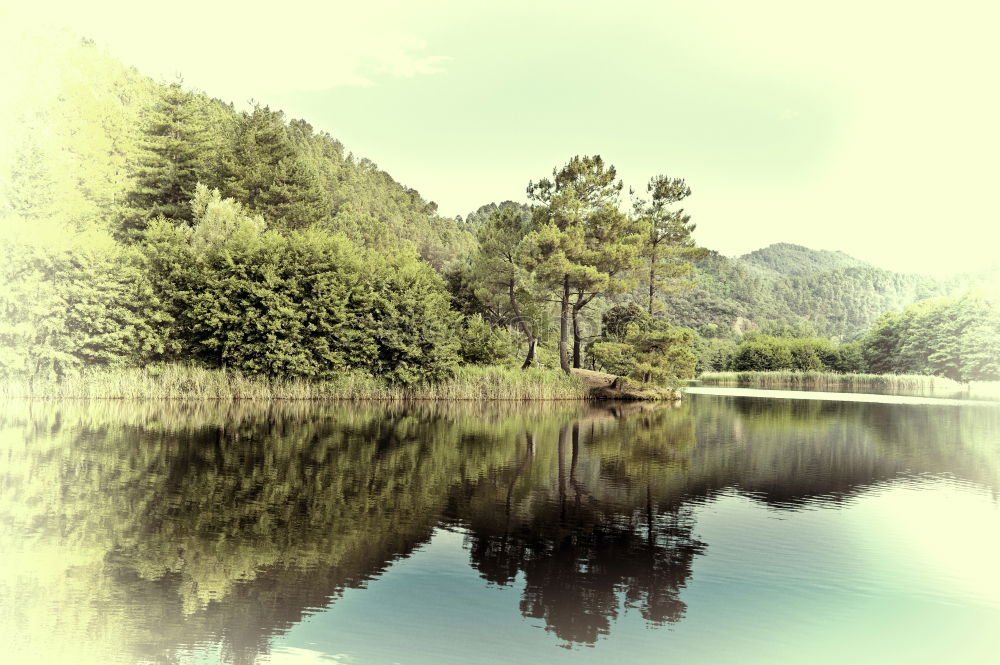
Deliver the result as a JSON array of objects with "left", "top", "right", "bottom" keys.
[
  {"left": 121, "top": 83, "right": 210, "bottom": 237},
  {"left": 522, "top": 156, "right": 645, "bottom": 372},
  {"left": 222, "top": 106, "right": 330, "bottom": 230},
  {"left": 471, "top": 204, "right": 539, "bottom": 368},
  {"left": 634, "top": 175, "right": 707, "bottom": 317}
]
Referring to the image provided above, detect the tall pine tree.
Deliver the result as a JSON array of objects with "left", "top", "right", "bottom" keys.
[
  {"left": 523, "top": 156, "right": 643, "bottom": 372},
  {"left": 634, "top": 175, "right": 707, "bottom": 317},
  {"left": 222, "top": 106, "right": 330, "bottom": 231},
  {"left": 121, "top": 83, "right": 210, "bottom": 237}
]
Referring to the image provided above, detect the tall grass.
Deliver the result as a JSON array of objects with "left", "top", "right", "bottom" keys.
[
  {"left": 697, "top": 370, "right": 1000, "bottom": 401},
  {"left": 0, "top": 363, "right": 589, "bottom": 401}
]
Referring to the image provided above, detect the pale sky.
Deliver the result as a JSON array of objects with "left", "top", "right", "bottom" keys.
[{"left": 8, "top": 0, "right": 1000, "bottom": 274}]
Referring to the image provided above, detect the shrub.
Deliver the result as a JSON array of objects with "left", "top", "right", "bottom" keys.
[
  {"left": 459, "top": 314, "right": 518, "bottom": 365},
  {"left": 589, "top": 341, "right": 637, "bottom": 376},
  {"left": 731, "top": 339, "right": 793, "bottom": 371}
]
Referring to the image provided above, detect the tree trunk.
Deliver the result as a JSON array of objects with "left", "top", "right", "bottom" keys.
[
  {"left": 572, "top": 308, "right": 582, "bottom": 369},
  {"left": 521, "top": 338, "right": 537, "bottom": 370},
  {"left": 509, "top": 281, "right": 536, "bottom": 370},
  {"left": 557, "top": 425, "right": 568, "bottom": 520},
  {"left": 559, "top": 275, "right": 571, "bottom": 373},
  {"left": 570, "top": 292, "right": 595, "bottom": 370},
  {"left": 648, "top": 259, "right": 656, "bottom": 316}
]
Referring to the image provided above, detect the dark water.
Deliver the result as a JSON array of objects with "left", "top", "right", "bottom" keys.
[{"left": 2, "top": 391, "right": 999, "bottom": 665}]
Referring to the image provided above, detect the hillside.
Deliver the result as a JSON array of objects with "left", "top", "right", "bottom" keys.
[
  {"left": 1, "top": 34, "right": 473, "bottom": 269},
  {"left": 664, "top": 244, "right": 966, "bottom": 339},
  {"left": 2, "top": 32, "right": 996, "bottom": 387},
  {"left": 739, "top": 243, "right": 871, "bottom": 276}
]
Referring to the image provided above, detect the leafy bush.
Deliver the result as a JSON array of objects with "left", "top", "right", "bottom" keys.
[
  {"left": 140, "top": 189, "right": 461, "bottom": 384},
  {"left": 458, "top": 314, "right": 517, "bottom": 365},
  {"left": 600, "top": 303, "right": 651, "bottom": 341},
  {"left": 0, "top": 240, "right": 170, "bottom": 380},
  {"left": 588, "top": 341, "right": 637, "bottom": 376},
  {"left": 588, "top": 320, "right": 697, "bottom": 387},
  {"left": 731, "top": 339, "right": 794, "bottom": 371},
  {"left": 629, "top": 326, "right": 697, "bottom": 386}
]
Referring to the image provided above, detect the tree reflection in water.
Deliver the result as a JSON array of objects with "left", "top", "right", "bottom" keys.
[
  {"left": 451, "top": 408, "right": 706, "bottom": 646},
  {"left": 1, "top": 397, "right": 997, "bottom": 662}
]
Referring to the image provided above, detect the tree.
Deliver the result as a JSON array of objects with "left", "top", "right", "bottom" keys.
[
  {"left": 629, "top": 325, "right": 697, "bottom": 385},
  {"left": 634, "top": 175, "right": 707, "bottom": 317},
  {"left": 121, "top": 83, "right": 213, "bottom": 237},
  {"left": 861, "top": 292, "right": 1000, "bottom": 382},
  {"left": 458, "top": 314, "right": 517, "bottom": 365},
  {"left": 471, "top": 204, "right": 540, "bottom": 368},
  {"left": 731, "top": 338, "right": 794, "bottom": 371},
  {"left": 522, "top": 156, "right": 642, "bottom": 373},
  {"left": 221, "top": 106, "right": 331, "bottom": 231},
  {"left": 141, "top": 187, "right": 460, "bottom": 383},
  {"left": 600, "top": 303, "right": 651, "bottom": 341},
  {"left": 0, "top": 241, "right": 170, "bottom": 380}
]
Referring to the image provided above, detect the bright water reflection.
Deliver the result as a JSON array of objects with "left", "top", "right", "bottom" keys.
[{"left": 1, "top": 394, "right": 998, "bottom": 664}]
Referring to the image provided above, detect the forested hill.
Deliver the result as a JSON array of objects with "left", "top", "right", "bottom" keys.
[
  {"left": 2, "top": 34, "right": 473, "bottom": 268},
  {"left": 663, "top": 245, "right": 983, "bottom": 340},
  {"left": 739, "top": 243, "right": 871, "bottom": 276}
]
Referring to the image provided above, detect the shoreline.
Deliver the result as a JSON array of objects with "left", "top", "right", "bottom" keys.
[
  {"left": 697, "top": 370, "right": 1000, "bottom": 402},
  {"left": 0, "top": 364, "right": 683, "bottom": 402}
]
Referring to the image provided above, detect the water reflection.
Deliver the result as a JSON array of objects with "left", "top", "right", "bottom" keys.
[
  {"left": 0, "top": 395, "right": 998, "bottom": 662},
  {"left": 450, "top": 412, "right": 705, "bottom": 645}
]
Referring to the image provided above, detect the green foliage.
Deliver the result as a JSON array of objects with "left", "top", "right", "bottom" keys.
[
  {"left": 662, "top": 246, "right": 966, "bottom": 339},
  {"left": 861, "top": 292, "right": 1000, "bottom": 382},
  {"left": 731, "top": 336, "right": 846, "bottom": 373},
  {"left": 120, "top": 84, "right": 220, "bottom": 236},
  {"left": 828, "top": 341, "right": 865, "bottom": 373},
  {"left": 627, "top": 325, "right": 698, "bottom": 386},
  {"left": 138, "top": 189, "right": 461, "bottom": 384},
  {"left": 698, "top": 370, "right": 966, "bottom": 396},
  {"left": 522, "top": 155, "right": 645, "bottom": 371},
  {"left": 0, "top": 239, "right": 170, "bottom": 380},
  {"left": 221, "top": 106, "right": 331, "bottom": 231},
  {"left": 458, "top": 315, "right": 517, "bottom": 365},
  {"left": 587, "top": 315, "right": 697, "bottom": 387},
  {"left": 740, "top": 243, "right": 869, "bottom": 276},
  {"left": 600, "top": 303, "right": 651, "bottom": 341},
  {"left": 694, "top": 336, "right": 739, "bottom": 373},
  {"left": 588, "top": 341, "right": 637, "bottom": 376},
  {"left": 731, "top": 338, "right": 795, "bottom": 371},
  {"left": 634, "top": 174, "right": 707, "bottom": 316},
  {"left": 0, "top": 363, "right": 587, "bottom": 400}
]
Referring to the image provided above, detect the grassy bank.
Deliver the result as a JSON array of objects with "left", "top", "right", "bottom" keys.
[
  {"left": 0, "top": 364, "right": 590, "bottom": 401},
  {"left": 697, "top": 371, "right": 1000, "bottom": 401}
]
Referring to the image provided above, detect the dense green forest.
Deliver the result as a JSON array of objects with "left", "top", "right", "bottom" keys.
[
  {"left": 1, "top": 34, "right": 998, "bottom": 390},
  {"left": 663, "top": 243, "right": 995, "bottom": 340}
]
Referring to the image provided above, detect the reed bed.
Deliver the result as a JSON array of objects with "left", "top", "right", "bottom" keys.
[
  {"left": 698, "top": 371, "right": 959, "bottom": 392},
  {"left": 696, "top": 371, "right": 1000, "bottom": 401},
  {"left": 0, "top": 363, "right": 589, "bottom": 401}
]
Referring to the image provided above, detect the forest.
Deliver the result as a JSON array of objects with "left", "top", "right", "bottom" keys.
[{"left": 2, "top": 35, "right": 998, "bottom": 392}]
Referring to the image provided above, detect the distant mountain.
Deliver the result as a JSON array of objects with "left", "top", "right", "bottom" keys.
[
  {"left": 738, "top": 243, "right": 871, "bottom": 276},
  {"left": 664, "top": 244, "right": 982, "bottom": 340}
]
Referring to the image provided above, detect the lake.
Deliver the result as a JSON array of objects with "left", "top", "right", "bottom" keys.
[{"left": 2, "top": 390, "right": 998, "bottom": 664}]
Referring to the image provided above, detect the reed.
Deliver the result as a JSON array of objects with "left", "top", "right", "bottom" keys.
[
  {"left": 699, "top": 370, "right": 959, "bottom": 390},
  {"left": 0, "top": 363, "right": 589, "bottom": 401},
  {"left": 695, "top": 370, "right": 1000, "bottom": 400}
]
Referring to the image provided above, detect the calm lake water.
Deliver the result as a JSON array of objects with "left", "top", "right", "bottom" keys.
[{"left": 2, "top": 390, "right": 999, "bottom": 665}]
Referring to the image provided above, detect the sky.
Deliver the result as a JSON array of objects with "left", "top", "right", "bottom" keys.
[{"left": 7, "top": 0, "right": 1000, "bottom": 274}]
